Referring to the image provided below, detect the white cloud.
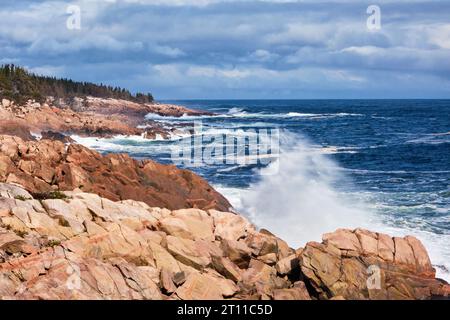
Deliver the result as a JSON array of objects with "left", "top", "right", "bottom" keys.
[
  {"left": 428, "top": 24, "right": 450, "bottom": 49},
  {"left": 153, "top": 45, "right": 186, "bottom": 57},
  {"left": 340, "top": 46, "right": 383, "bottom": 55},
  {"left": 1, "top": 0, "right": 449, "bottom": 98}
]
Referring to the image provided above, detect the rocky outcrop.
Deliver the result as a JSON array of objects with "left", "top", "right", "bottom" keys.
[
  {"left": 80, "top": 97, "right": 213, "bottom": 118},
  {"left": 0, "top": 183, "right": 305, "bottom": 300},
  {"left": 299, "top": 229, "right": 450, "bottom": 300},
  {"left": 0, "top": 100, "right": 143, "bottom": 138},
  {"left": 0, "top": 97, "right": 211, "bottom": 140},
  {"left": 0, "top": 183, "right": 448, "bottom": 300},
  {"left": 0, "top": 135, "right": 230, "bottom": 211}
]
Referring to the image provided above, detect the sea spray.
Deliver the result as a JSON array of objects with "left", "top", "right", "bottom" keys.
[
  {"left": 219, "top": 133, "right": 450, "bottom": 281},
  {"left": 72, "top": 99, "right": 450, "bottom": 282},
  {"left": 230, "top": 133, "right": 375, "bottom": 247}
]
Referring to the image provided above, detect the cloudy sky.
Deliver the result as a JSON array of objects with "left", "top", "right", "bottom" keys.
[{"left": 1, "top": 0, "right": 450, "bottom": 99}]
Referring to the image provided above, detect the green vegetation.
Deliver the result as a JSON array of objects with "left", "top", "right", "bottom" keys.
[
  {"left": 14, "top": 195, "right": 31, "bottom": 201},
  {"left": 31, "top": 190, "right": 70, "bottom": 200},
  {"left": 14, "top": 229, "right": 28, "bottom": 238},
  {"left": 0, "top": 64, "right": 154, "bottom": 104},
  {"left": 46, "top": 240, "right": 61, "bottom": 247}
]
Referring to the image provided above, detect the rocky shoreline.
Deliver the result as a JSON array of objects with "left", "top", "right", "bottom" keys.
[
  {"left": 0, "top": 96, "right": 449, "bottom": 300},
  {"left": 0, "top": 97, "right": 211, "bottom": 141},
  {"left": 0, "top": 183, "right": 448, "bottom": 300},
  {"left": 0, "top": 135, "right": 230, "bottom": 212}
]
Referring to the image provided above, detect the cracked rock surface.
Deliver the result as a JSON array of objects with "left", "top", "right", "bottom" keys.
[
  {"left": 0, "top": 183, "right": 448, "bottom": 300},
  {"left": 0, "top": 135, "right": 230, "bottom": 211}
]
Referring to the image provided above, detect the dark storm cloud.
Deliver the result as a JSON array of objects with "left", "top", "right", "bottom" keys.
[{"left": 1, "top": 0, "right": 449, "bottom": 98}]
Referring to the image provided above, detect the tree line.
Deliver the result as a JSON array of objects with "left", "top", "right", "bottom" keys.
[{"left": 0, "top": 64, "right": 154, "bottom": 105}]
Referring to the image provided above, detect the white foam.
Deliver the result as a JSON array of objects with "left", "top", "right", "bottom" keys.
[
  {"left": 221, "top": 134, "right": 374, "bottom": 247},
  {"left": 145, "top": 109, "right": 365, "bottom": 122},
  {"left": 406, "top": 132, "right": 450, "bottom": 145},
  {"left": 145, "top": 113, "right": 210, "bottom": 121},
  {"left": 285, "top": 112, "right": 317, "bottom": 117},
  {"left": 70, "top": 134, "right": 165, "bottom": 154},
  {"left": 216, "top": 134, "right": 450, "bottom": 282},
  {"left": 227, "top": 107, "right": 245, "bottom": 115},
  {"left": 30, "top": 132, "right": 42, "bottom": 140},
  {"left": 72, "top": 128, "right": 450, "bottom": 282}
]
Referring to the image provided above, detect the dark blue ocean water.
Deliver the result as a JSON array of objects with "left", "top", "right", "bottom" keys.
[
  {"left": 73, "top": 100, "right": 450, "bottom": 279},
  {"left": 170, "top": 100, "right": 450, "bottom": 188}
]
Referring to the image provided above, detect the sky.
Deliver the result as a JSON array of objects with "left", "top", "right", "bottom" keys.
[{"left": 1, "top": 0, "right": 450, "bottom": 99}]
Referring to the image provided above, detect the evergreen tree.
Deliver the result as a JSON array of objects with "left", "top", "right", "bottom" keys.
[{"left": 0, "top": 65, "right": 154, "bottom": 104}]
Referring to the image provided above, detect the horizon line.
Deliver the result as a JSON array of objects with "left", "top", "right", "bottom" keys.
[{"left": 159, "top": 98, "right": 450, "bottom": 101}]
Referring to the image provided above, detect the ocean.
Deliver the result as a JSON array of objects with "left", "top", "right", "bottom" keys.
[{"left": 72, "top": 99, "right": 450, "bottom": 281}]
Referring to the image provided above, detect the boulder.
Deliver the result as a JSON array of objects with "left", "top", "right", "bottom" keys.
[
  {"left": 0, "top": 183, "right": 33, "bottom": 199},
  {"left": 276, "top": 254, "right": 299, "bottom": 276},
  {"left": 204, "top": 268, "right": 240, "bottom": 297},
  {"left": 211, "top": 256, "right": 242, "bottom": 282},
  {"left": 210, "top": 210, "right": 255, "bottom": 241},
  {"left": 0, "top": 182, "right": 448, "bottom": 301},
  {"left": 168, "top": 209, "right": 215, "bottom": 241},
  {"left": 165, "top": 236, "right": 211, "bottom": 270},
  {"left": 246, "top": 232, "right": 278, "bottom": 257},
  {"left": 148, "top": 241, "right": 182, "bottom": 275},
  {"left": 220, "top": 239, "right": 252, "bottom": 268},
  {"left": 273, "top": 282, "right": 311, "bottom": 300},
  {"left": 299, "top": 228, "right": 448, "bottom": 300},
  {"left": 175, "top": 273, "right": 224, "bottom": 300}
]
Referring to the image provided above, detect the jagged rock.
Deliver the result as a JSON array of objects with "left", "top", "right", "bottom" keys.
[
  {"left": 210, "top": 210, "right": 255, "bottom": 241},
  {"left": 159, "top": 209, "right": 214, "bottom": 241},
  {"left": 0, "top": 184, "right": 249, "bottom": 300},
  {"left": 220, "top": 239, "right": 252, "bottom": 268},
  {"left": 1, "top": 95, "right": 212, "bottom": 144},
  {"left": 175, "top": 273, "right": 226, "bottom": 300},
  {"left": 171, "top": 209, "right": 214, "bottom": 241},
  {"left": 246, "top": 231, "right": 279, "bottom": 257},
  {"left": 0, "top": 121, "right": 36, "bottom": 142},
  {"left": 160, "top": 268, "right": 177, "bottom": 294},
  {"left": 0, "top": 135, "right": 230, "bottom": 211},
  {"left": 300, "top": 228, "right": 449, "bottom": 300},
  {"left": 204, "top": 268, "right": 240, "bottom": 297},
  {"left": 273, "top": 282, "right": 311, "bottom": 300},
  {"left": 276, "top": 254, "right": 299, "bottom": 276},
  {"left": 165, "top": 236, "right": 211, "bottom": 270},
  {"left": 241, "top": 259, "right": 277, "bottom": 294},
  {"left": 0, "top": 183, "right": 448, "bottom": 301},
  {"left": 258, "top": 253, "right": 277, "bottom": 266},
  {"left": 211, "top": 256, "right": 242, "bottom": 282},
  {"left": 0, "top": 183, "right": 33, "bottom": 199},
  {"left": 147, "top": 241, "right": 182, "bottom": 275},
  {"left": 0, "top": 198, "right": 16, "bottom": 217}
]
